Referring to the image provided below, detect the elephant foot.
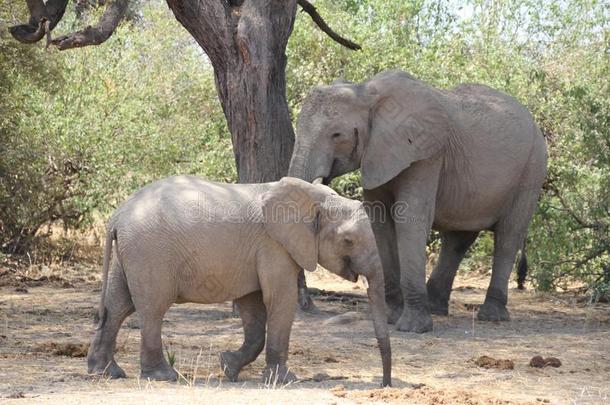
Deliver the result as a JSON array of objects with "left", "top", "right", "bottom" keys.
[
  {"left": 262, "top": 364, "right": 298, "bottom": 385},
  {"left": 141, "top": 364, "right": 178, "bottom": 381},
  {"left": 395, "top": 308, "right": 433, "bottom": 333},
  {"left": 428, "top": 296, "right": 449, "bottom": 316},
  {"left": 88, "top": 358, "right": 126, "bottom": 379},
  {"left": 426, "top": 281, "right": 449, "bottom": 316},
  {"left": 298, "top": 287, "right": 319, "bottom": 314},
  {"left": 219, "top": 351, "right": 242, "bottom": 382},
  {"left": 387, "top": 303, "right": 402, "bottom": 324},
  {"left": 477, "top": 301, "right": 510, "bottom": 321}
]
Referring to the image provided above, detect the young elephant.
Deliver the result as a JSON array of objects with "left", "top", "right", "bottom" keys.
[{"left": 87, "top": 176, "right": 391, "bottom": 386}]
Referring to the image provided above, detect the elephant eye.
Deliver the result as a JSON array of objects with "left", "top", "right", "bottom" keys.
[
  {"left": 332, "top": 132, "right": 342, "bottom": 139},
  {"left": 343, "top": 237, "right": 354, "bottom": 247}
]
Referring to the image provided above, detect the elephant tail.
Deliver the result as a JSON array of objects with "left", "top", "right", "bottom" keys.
[
  {"left": 516, "top": 239, "right": 528, "bottom": 290},
  {"left": 94, "top": 227, "right": 116, "bottom": 329}
]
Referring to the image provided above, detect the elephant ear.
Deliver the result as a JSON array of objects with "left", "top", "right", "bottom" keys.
[
  {"left": 361, "top": 81, "right": 452, "bottom": 190},
  {"left": 261, "top": 177, "right": 322, "bottom": 272}
]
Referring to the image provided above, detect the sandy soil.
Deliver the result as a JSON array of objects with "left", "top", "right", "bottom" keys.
[{"left": 0, "top": 266, "right": 609, "bottom": 404}]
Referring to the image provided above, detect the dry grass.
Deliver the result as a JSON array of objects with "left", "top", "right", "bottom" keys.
[{"left": 0, "top": 262, "right": 609, "bottom": 404}]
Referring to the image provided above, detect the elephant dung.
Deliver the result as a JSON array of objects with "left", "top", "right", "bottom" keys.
[
  {"left": 474, "top": 355, "right": 514, "bottom": 370},
  {"left": 529, "top": 356, "right": 562, "bottom": 368}
]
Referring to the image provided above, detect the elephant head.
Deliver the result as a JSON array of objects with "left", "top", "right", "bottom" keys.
[
  {"left": 288, "top": 70, "right": 453, "bottom": 190},
  {"left": 261, "top": 177, "right": 391, "bottom": 386}
]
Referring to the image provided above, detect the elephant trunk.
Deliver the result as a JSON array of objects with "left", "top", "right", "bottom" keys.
[
  {"left": 287, "top": 142, "right": 333, "bottom": 184},
  {"left": 287, "top": 153, "right": 313, "bottom": 182},
  {"left": 366, "top": 270, "right": 392, "bottom": 387}
]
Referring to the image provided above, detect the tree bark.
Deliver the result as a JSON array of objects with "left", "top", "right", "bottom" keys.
[{"left": 167, "top": 0, "right": 298, "bottom": 183}]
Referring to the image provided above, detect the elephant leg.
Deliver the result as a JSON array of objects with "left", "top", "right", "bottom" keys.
[
  {"left": 220, "top": 291, "right": 266, "bottom": 382},
  {"left": 124, "top": 259, "right": 177, "bottom": 381},
  {"left": 393, "top": 159, "right": 441, "bottom": 333},
  {"left": 87, "top": 260, "right": 134, "bottom": 378},
  {"left": 364, "top": 189, "right": 402, "bottom": 324},
  {"left": 394, "top": 220, "right": 433, "bottom": 333},
  {"left": 297, "top": 269, "right": 318, "bottom": 313},
  {"left": 478, "top": 191, "right": 539, "bottom": 321},
  {"left": 258, "top": 253, "right": 299, "bottom": 384},
  {"left": 427, "top": 231, "right": 480, "bottom": 315},
  {"left": 138, "top": 309, "right": 177, "bottom": 381}
]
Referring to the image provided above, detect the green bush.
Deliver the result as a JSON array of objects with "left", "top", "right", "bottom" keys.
[{"left": 0, "top": 3, "right": 233, "bottom": 252}]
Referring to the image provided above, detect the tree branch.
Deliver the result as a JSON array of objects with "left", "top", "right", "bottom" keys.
[
  {"left": 50, "top": 0, "right": 129, "bottom": 50},
  {"left": 546, "top": 181, "right": 608, "bottom": 231},
  {"left": 297, "top": 0, "right": 361, "bottom": 50},
  {"left": 165, "top": 0, "right": 231, "bottom": 67},
  {"left": 9, "top": 0, "right": 69, "bottom": 44}
]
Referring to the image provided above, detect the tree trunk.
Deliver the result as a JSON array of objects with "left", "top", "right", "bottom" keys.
[{"left": 167, "top": 0, "right": 297, "bottom": 183}]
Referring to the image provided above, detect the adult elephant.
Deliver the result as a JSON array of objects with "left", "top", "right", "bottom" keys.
[{"left": 289, "top": 70, "right": 547, "bottom": 333}]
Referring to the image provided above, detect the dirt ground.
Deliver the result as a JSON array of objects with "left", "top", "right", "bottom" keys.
[{"left": 1, "top": 265, "right": 609, "bottom": 404}]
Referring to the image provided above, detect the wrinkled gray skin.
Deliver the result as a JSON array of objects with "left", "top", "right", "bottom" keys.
[
  {"left": 87, "top": 175, "right": 391, "bottom": 386},
  {"left": 289, "top": 70, "right": 548, "bottom": 333}
]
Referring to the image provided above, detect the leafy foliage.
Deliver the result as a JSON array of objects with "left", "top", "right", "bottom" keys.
[{"left": 0, "top": 3, "right": 233, "bottom": 252}]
